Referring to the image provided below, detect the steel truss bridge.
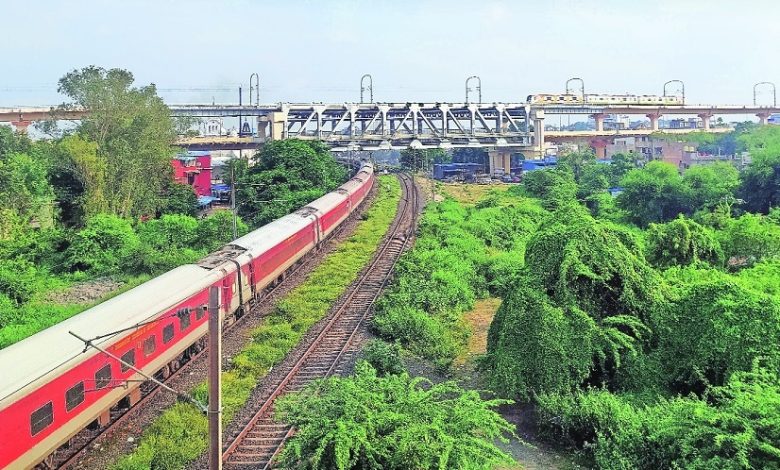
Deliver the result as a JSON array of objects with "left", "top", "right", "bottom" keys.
[{"left": 171, "top": 102, "right": 532, "bottom": 150}]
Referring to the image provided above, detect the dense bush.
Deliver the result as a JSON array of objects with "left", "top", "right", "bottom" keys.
[
  {"left": 646, "top": 216, "right": 723, "bottom": 268},
  {"left": 537, "top": 366, "right": 780, "bottom": 469},
  {"left": 361, "top": 340, "right": 404, "bottom": 376},
  {"left": 517, "top": 167, "right": 577, "bottom": 210},
  {"left": 719, "top": 213, "right": 780, "bottom": 268},
  {"left": 654, "top": 274, "right": 780, "bottom": 392},
  {"left": 275, "top": 362, "right": 515, "bottom": 470},
  {"left": 160, "top": 182, "right": 198, "bottom": 216},
  {"left": 525, "top": 203, "right": 662, "bottom": 322},
  {"left": 64, "top": 214, "right": 140, "bottom": 274}
]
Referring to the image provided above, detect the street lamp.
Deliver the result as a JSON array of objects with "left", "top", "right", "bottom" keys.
[
  {"left": 753, "top": 82, "right": 777, "bottom": 107},
  {"left": 360, "top": 74, "right": 373, "bottom": 103},
  {"left": 663, "top": 80, "right": 685, "bottom": 104},
  {"left": 466, "top": 76, "right": 482, "bottom": 104}
]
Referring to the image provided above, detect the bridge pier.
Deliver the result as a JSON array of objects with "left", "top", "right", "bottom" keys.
[
  {"left": 698, "top": 112, "right": 712, "bottom": 131},
  {"left": 757, "top": 112, "right": 771, "bottom": 126},
  {"left": 533, "top": 110, "right": 545, "bottom": 154},
  {"left": 488, "top": 150, "right": 512, "bottom": 176},
  {"left": 590, "top": 138, "right": 609, "bottom": 158},
  {"left": 591, "top": 113, "right": 605, "bottom": 132},
  {"left": 10, "top": 120, "right": 31, "bottom": 133},
  {"left": 646, "top": 113, "right": 661, "bottom": 131}
]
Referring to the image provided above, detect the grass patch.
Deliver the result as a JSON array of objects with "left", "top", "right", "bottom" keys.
[
  {"left": 454, "top": 297, "right": 501, "bottom": 366},
  {"left": 0, "top": 274, "right": 151, "bottom": 349},
  {"left": 112, "top": 175, "right": 401, "bottom": 470},
  {"left": 431, "top": 179, "right": 513, "bottom": 206}
]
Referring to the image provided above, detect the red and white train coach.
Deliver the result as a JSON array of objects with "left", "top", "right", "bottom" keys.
[{"left": 0, "top": 163, "right": 375, "bottom": 469}]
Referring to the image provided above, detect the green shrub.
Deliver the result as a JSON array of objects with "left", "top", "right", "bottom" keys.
[
  {"left": 538, "top": 367, "right": 780, "bottom": 470},
  {"left": 136, "top": 213, "right": 199, "bottom": 251},
  {"left": 646, "top": 216, "right": 723, "bottom": 268},
  {"left": 361, "top": 340, "right": 404, "bottom": 376},
  {"left": 0, "top": 258, "right": 44, "bottom": 304},
  {"left": 719, "top": 213, "right": 780, "bottom": 268},
  {"left": 195, "top": 210, "right": 248, "bottom": 251},
  {"left": 64, "top": 214, "right": 139, "bottom": 274},
  {"left": 275, "top": 362, "right": 515, "bottom": 470}
]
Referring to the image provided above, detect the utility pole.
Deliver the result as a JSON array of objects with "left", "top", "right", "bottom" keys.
[
  {"left": 208, "top": 286, "right": 222, "bottom": 470},
  {"left": 231, "top": 164, "right": 238, "bottom": 240}
]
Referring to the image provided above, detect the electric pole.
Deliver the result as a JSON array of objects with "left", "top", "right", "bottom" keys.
[
  {"left": 208, "top": 286, "right": 222, "bottom": 470},
  {"left": 231, "top": 164, "right": 238, "bottom": 240}
]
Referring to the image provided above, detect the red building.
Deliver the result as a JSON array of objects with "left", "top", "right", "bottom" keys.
[{"left": 172, "top": 152, "right": 212, "bottom": 197}]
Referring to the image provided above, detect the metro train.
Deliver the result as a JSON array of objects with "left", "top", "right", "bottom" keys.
[
  {"left": 0, "top": 164, "right": 375, "bottom": 469},
  {"left": 527, "top": 93, "right": 685, "bottom": 106}
]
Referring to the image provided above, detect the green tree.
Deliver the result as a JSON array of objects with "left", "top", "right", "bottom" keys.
[
  {"left": 57, "top": 66, "right": 177, "bottom": 218},
  {"left": 617, "top": 161, "right": 689, "bottom": 226},
  {"left": 519, "top": 167, "right": 577, "bottom": 210},
  {"left": 609, "top": 152, "right": 639, "bottom": 186},
  {"left": 57, "top": 134, "right": 107, "bottom": 217},
  {"left": 0, "top": 152, "right": 55, "bottom": 229},
  {"left": 236, "top": 140, "right": 347, "bottom": 226},
  {"left": 399, "top": 148, "right": 450, "bottom": 171},
  {"left": 275, "top": 362, "right": 514, "bottom": 470},
  {"left": 160, "top": 182, "right": 198, "bottom": 216},
  {"left": 558, "top": 149, "right": 596, "bottom": 182},
  {"left": 682, "top": 162, "right": 739, "bottom": 213},
  {"left": 719, "top": 213, "right": 780, "bottom": 267},
  {"left": 739, "top": 126, "right": 780, "bottom": 213}
]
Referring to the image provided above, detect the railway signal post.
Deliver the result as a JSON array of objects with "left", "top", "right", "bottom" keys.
[{"left": 208, "top": 286, "right": 222, "bottom": 470}]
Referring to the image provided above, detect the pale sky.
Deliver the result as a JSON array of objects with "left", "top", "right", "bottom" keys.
[{"left": 2, "top": 0, "right": 779, "bottom": 107}]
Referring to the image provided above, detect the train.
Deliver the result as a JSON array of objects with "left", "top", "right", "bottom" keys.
[
  {"left": 0, "top": 163, "right": 375, "bottom": 469},
  {"left": 527, "top": 93, "right": 684, "bottom": 106}
]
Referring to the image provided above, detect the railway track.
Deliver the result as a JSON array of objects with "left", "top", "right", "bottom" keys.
[
  {"left": 50, "top": 181, "right": 381, "bottom": 470},
  {"left": 222, "top": 173, "right": 419, "bottom": 469}
]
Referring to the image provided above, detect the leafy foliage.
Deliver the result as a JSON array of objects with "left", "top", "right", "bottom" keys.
[
  {"left": 160, "top": 182, "right": 198, "bottom": 216},
  {"left": 57, "top": 66, "right": 177, "bottom": 218},
  {"left": 537, "top": 366, "right": 780, "bottom": 469},
  {"left": 64, "top": 214, "right": 140, "bottom": 274},
  {"left": 361, "top": 340, "right": 404, "bottom": 376},
  {"left": 617, "top": 161, "right": 689, "bottom": 226},
  {"left": 646, "top": 216, "right": 723, "bottom": 268},
  {"left": 235, "top": 140, "right": 348, "bottom": 226},
  {"left": 518, "top": 167, "right": 577, "bottom": 210},
  {"left": 275, "top": 362, "right": 514, "bottom": 470}
]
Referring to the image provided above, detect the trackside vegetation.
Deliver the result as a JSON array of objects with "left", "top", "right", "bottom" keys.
[
  {"left": 274, "top": 362, "right": 515, "bottom": 469},
  {"left": 371, "top": 126, "right": 780, "bottom": 469},
  {"left": 111, "top": 175, "right": 401, "bottom": 470}
]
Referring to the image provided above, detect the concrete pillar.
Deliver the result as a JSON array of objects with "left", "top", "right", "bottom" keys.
[
  {"left": 698, "top": 113, "right": 712, "bottom": 131},
  {"left": 646, "top": 113, "right": 661, "bottom": 131},
  {"left": 592, "top": 113, "right": 606, "bottom": 132},
  {"left": 257, "top": 117, "right": 269, "bottom": 140},
  {"left": 758, "top": 112, "right": 771, "bottom": 126},
  {"left": 591, "top": 138, "right": 608, "bottom": 159},
  {"left": 10, "top": 120, "right": 31, "bottom": 133},
  {"left": 488, "top": 150, "right": 512, "bottom": 176}
]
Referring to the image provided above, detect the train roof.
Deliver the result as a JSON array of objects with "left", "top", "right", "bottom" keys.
[
  {"left": 231, "top": 212, "right": 316, "bottom": 257},
  {"left": 0, "top": 264, "right": 217, "bottom": 403}
]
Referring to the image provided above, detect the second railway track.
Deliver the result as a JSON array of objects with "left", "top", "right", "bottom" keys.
[{"left": 221, "top": 173, "right": 419, "bottom": 469}]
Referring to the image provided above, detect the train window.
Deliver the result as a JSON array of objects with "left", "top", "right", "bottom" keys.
[
  {"left": 95, "top": 364, "right": 112, "bottom": 390},
  {"left": 196, "top": 305, "right": 207, "bottom": 320},
  {"left": 30, "top": 402, "right": 53, "bottom": 436},
  {"left": 144, "top": 335, "right": 156, "bottom": 356},
  {"left": 178, "top": 308, "right": 191, "bottom": 330},
  {"left": 120, "top": 349, "right": 135, "bottom": 373},
  {"left": 65, "top": 382, "right": 85, "bottom": 412},
  {"left": 163, "top": 324, "right": 175, "bottom": 344}
]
